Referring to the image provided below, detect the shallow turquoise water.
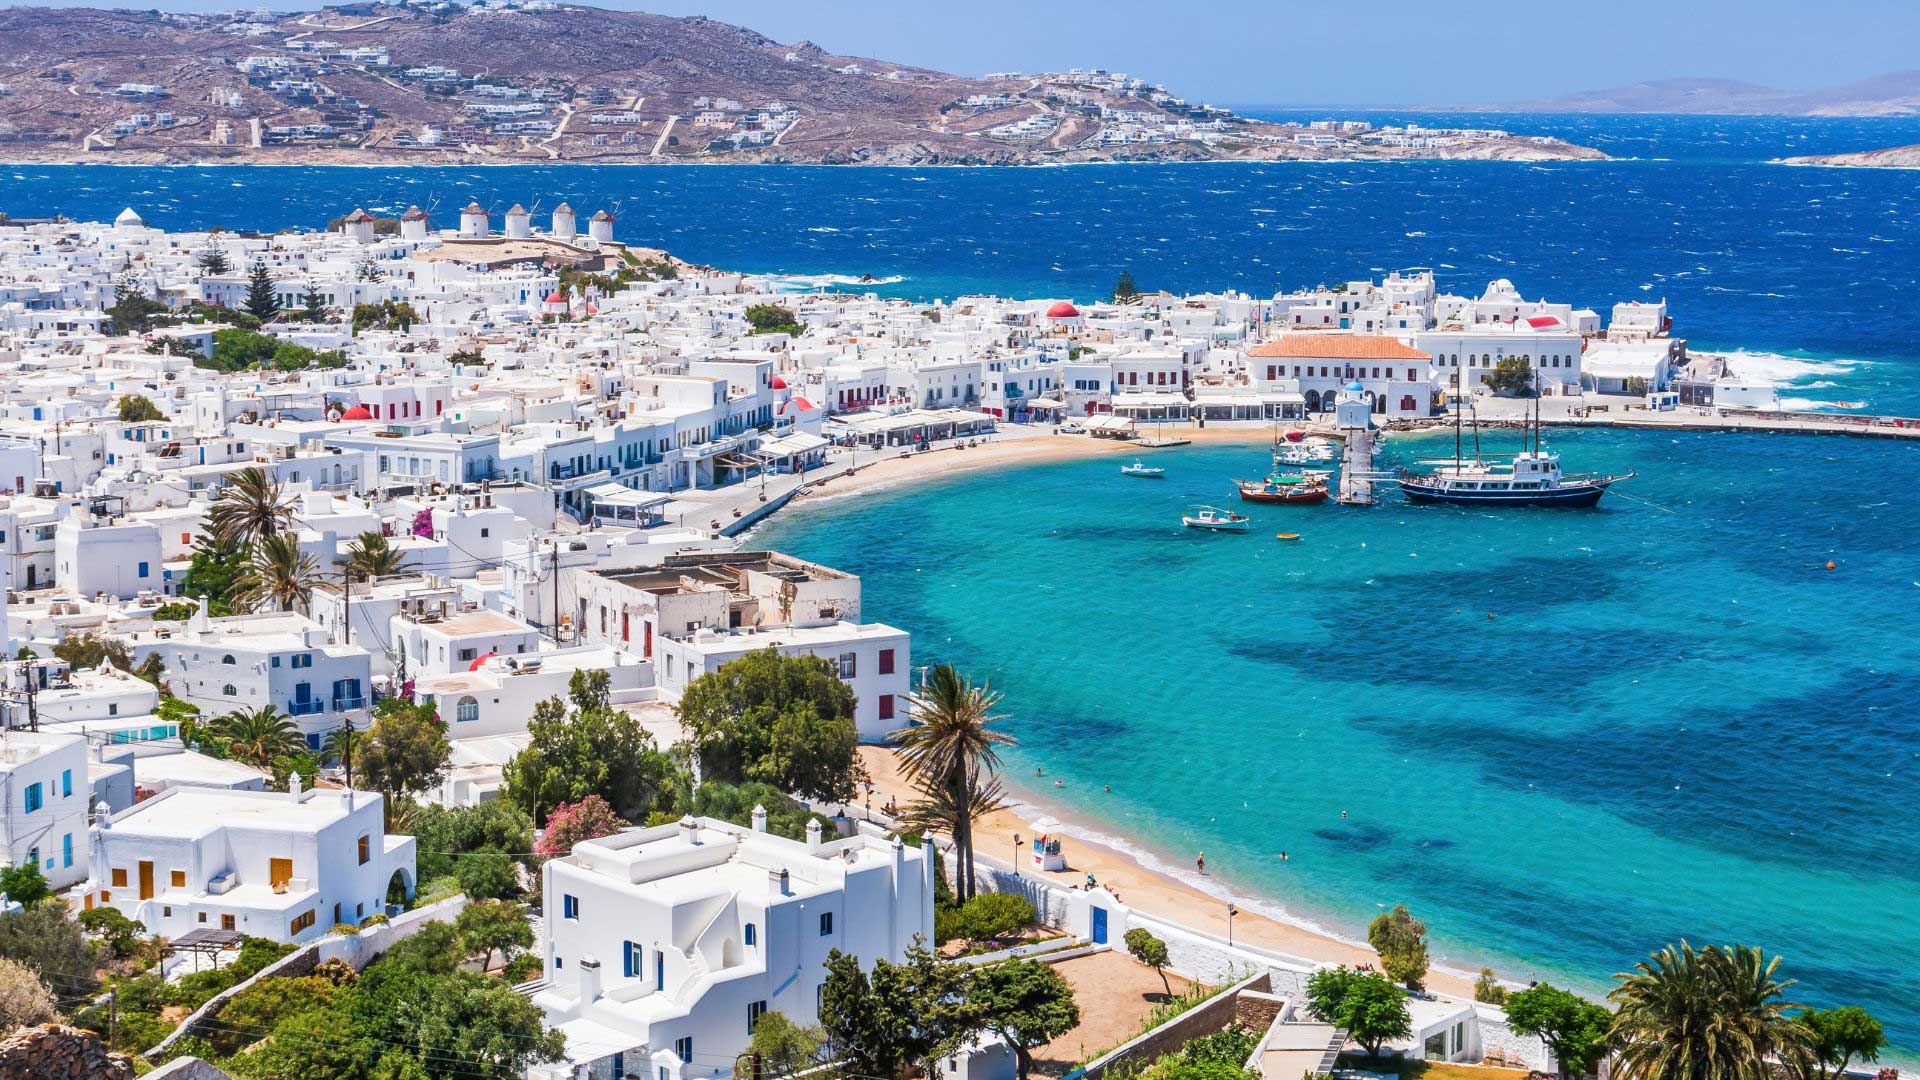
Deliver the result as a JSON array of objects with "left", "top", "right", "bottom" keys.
[{"left": 758, "top": 428, "right": 1920, "bottom": 1049}]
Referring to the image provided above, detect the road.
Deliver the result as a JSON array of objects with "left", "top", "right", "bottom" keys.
[{"left": 650, "top": 115, "right": 678, "bottom": 157}]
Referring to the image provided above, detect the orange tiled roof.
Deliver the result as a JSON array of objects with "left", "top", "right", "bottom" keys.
[{"left": 1247, "top": 335, "right": 1430, "bottom": 360}]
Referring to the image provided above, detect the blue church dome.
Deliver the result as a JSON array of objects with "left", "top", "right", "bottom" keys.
[{"left": 1345, "top": 380, "right": 1365, "bottom": 393}]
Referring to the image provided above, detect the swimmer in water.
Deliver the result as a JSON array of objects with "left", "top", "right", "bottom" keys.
[
  {"left": 1196, "top": 851, "right": 1206, "bottom": 875},
  {"left": 1340, "top": 810, "right": 1349, "bottom": 819},
  {"left": 1103, "top": 784, "right": 1111, "bottom": 793},
  {"left": 1279, "top": 851, "right": 1288, "bottom": 861}
]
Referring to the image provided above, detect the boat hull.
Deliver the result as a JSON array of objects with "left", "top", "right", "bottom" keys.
[
  {"left": 1237, "top": 483, "right": 1328, "bottom": 505},
  {"left": 1400, "top": 480, "right": 1615, "bottom": 508}
]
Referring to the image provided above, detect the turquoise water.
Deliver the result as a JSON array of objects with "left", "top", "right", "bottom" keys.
[{"left": 758, "top": 429, "right": 1920, "bottom": 1048}]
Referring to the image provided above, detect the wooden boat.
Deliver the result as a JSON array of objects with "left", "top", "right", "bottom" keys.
[
  {"left": 1236, "top": 473, "right": 1328, "bottom": 505},
  {"left": 1181, "top": 505, "right": 1250, "bottom": 532},
  {"left": 1120, "top": 461, "right": 1165, "bottom": 478},
  {"left": 1275, "top": 532, "right": 1301, "bottom": 541}
]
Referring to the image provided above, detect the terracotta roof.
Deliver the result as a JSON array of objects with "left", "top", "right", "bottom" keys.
[
  {"left": 1526, "top": 315, "right": 1561, "bottom": 329},
  {"left": 1247, "top": 335, "right": 1430, "bottom": 360}
]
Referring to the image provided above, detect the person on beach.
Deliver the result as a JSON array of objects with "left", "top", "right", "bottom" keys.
[{"left": 1196, "top": 852, "right": 1206, "bottom": 875}]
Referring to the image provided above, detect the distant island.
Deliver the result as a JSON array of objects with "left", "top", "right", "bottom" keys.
[
  {"left": 0, "top": 1, "right": 1605, "bottom": 165},
  {"left": 1458, "top": 71, "right": 1920, "bottom": 116},
  {"left": 1776, "top": 144, "right": 1920, "bottom": 168}
]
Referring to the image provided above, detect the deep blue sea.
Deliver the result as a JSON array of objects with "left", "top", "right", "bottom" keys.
[{"left": 6, "top": 113, "right": 1920, "bottom": 1048}]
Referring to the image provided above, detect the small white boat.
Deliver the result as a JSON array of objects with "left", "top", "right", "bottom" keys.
[
  {"left": 1120, "top": 461, "right": 1165, "bottom": 478},
  {"left": 1182, "top": 505, "right": 1250, "bottom": 531}
]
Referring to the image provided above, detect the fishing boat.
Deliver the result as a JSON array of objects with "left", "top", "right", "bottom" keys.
[
  {"left": 1235, "top": 473, "right": 1328, "bottom": 504},
  {"left": 1181, "top": 505, "right": 1250, "bottom": 531},
  {"left": 1120, "top": 461, "right": 1165, "bottom": 478},
  {"left": 1397, "top": 387, "right": 1632, "bottom": 508}
]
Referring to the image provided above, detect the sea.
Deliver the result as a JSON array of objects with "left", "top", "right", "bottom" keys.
[{"left": 5, "top": 111, "right": 1920, "bottom": 1050}]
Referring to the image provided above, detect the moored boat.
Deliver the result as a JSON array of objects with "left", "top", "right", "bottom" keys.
[
  {"left": 1181, "top": 505, "right": 1250, "bottom": 531},
  {"left": 1120, "top": 461, "right": 1165, "bottom": 478},
  {"left": 1235, "top": 473, "right": 1328, "bottom": 504},
  {"left": 1396, "top": 388, "right": 1632, "bottom": 508}
]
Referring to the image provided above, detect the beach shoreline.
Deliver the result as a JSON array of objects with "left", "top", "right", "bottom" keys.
[{"left": 854, "top": 745, "right": 1483, "bottom": 999}]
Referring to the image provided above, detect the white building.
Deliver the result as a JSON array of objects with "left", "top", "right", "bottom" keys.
[
  {"left": 0, "top": 731, "right": 92, "bottom": 892},
  {"left": 534, "top": 815, "right": 936, "bottom": 1080},
  {"left": 82, "top": 778, "right": 414, "bottom": 942}
]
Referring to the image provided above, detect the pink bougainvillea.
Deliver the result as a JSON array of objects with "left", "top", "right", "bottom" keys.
[{"left": 535, "top": 795, "right": 626, "bottom": 859}]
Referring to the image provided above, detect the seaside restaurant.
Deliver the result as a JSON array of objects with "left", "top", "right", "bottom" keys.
[
  {"left": 829, "top": 408, "right": 997, "bottom": 448},
  {"left": 584, "top": 482, "right": 670, "bottom": 528}
]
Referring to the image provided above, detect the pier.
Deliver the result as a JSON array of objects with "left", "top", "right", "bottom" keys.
[{"left": 1387, "top": 404, "right": 1920, "bottom": 442}]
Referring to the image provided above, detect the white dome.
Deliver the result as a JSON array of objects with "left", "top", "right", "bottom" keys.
[{"left": 114, "top": 207, "right": 144, "bottom": 228}]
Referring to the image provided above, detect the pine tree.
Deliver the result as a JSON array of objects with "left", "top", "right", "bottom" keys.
[
  {"left": 244, "top": 260, "right": 280, "bottom": 322},
  {"left": 1112, "top": 270, "right": 1140, "bottom": 305},
  {"left": 300, "top": 286, "right": 329, "bottom": 323},
  {"left": 198, "top": 242, "right": 233, "bottom": 276}
]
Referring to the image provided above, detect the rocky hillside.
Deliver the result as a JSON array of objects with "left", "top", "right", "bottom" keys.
[
  {"left": 1476, "top": 72, "right": 1920, "bottom": 116},
  {"left": 1777, "top": 143, "right": 1920, "bottom": 168},
  {"left": 0, "top": 2, "right": 1603, "bottom": 165}
]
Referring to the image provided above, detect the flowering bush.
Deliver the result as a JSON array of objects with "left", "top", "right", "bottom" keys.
[{"left": 535, "top": 795, "right": 625, "bottom": 859}]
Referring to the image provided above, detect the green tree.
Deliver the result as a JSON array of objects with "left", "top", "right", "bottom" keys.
[
  {"left": 51, "top": 632, "right": 139, "bottom": 673},
  {"left": 938, "top": 892, "right": 1035, "bottom": 947},
  {"left": 1474, "top": 967, "right": 1508, "bottom": 1005},
  {"left": 0, "top": 861, "right": 50, "bottom": 907},
  {"left": 233, "top": 532, "right": 323, "bottom": 613},
  {"left": 245, "top": 259, "right": 281, "bottom": 322},
  {"left": 0, "top": 900, "right": 99, "bottom": 996},
  {"left": 971, "top": 957, "right": 1079, "bottom": 1080},
  {"left": 407, "top": 801, "right": 534, "bottom": 883},
  {"left": 892, "top": 663, "right": 1015, "bottom": 901},
  {"left": 679, "top": 650, "right": 860, "bottom": 803},
  {"left": 1125, "top": 927, "right": 1172, "bottom": 997},
  {"left": 78, "top": 907, "right": 149, "bottom": 959},
  {"left": 198, "top": 241, "right": 234, "bottom": 276},
  {"left": 106, "top": 273, "right": 169, "bottom": 336},
  {"left": 343, "top": 530, "right": 410, "bottom": 581},
  {"left": 1609, "top": 942, "right": 1802, "bottom": 1080},
  {"left": 210, "top": 974, "right": 339, "bottom": 1057},
  {"left": 117, "top": 394, "right": 166, "bottom": 423},
  {"left": 456, "top": 900, "right": 533, "bottom": 972},
  {"left": 208, "top": 466, "right": 295, "bottom": 546},
  {"left": 1505, "top": 982, "right": 1614, "bottom": 1079},
  {"left": 744, "top": 303, "right": 803, "bottom": 336},
  {"left": 1483, "top": 355, "right": 1536, "bottom": 397},
  {"left": 213, "top": 706, "right": 305, "bottom": 768},
  {"left": 504, "top": 672, "right": 675, "bottom": 824},
  {"left": 357, "top": 703, "right": 451, "bottom": 800},
  {"left": 179, "top": 534, "right": 248, "bottom": 615},
  {"left": 1113, "top": 270, "right": 1140, "bottom": 305},
  {"left": 456, "top": 853, "right": 522, "bottom": 901},
  {"left": 737, "top": 1010, "right": 824, "bottom": 1077},
  {"left": 1304, "top": 967, "right": 1410, "bottom": 1059},
  {"left": 1366, "top": 903, "right": 1430, "bottom": 991},
  {"left": 819, "top": 941, "right": 979, "bottom": 1080},
  {"left": 1791, "top": 1006, "right": 1885, "bottom": 1080},
  {"left": 300, "top": 286, "right": 330, "bottom": 322}
]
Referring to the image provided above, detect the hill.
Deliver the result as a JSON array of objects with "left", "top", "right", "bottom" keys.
[
  {"left": 1468, "top": 72, "right": 1920, "bottom": 116},
  {"left": 0, "top": 2, "right": 1603, "bottom": 165}
]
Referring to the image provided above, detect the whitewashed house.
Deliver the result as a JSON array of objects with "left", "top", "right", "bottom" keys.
[
  {"left": 533, "top": 815, "right": 936, "bottom": 1080},
  {"left": 0, "top": 731, "right": 92, "bottom": 892}
]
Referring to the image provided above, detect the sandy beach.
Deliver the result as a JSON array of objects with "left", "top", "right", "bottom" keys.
[{"left": 856, "top": 746, "right": 1478, "bottom": 998}]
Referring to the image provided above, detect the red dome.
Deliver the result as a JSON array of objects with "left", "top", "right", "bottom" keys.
[
  {"left": 340, "top": 405, "right": 374, "bottom": 421},
  {"left": 543, "top": 291, "right": 566, "bottom": 304},
  {"left": 1046, "top": 301, "right": 1080, "bottom": 319},
  {"left": 468, "top": 651, "right": 496, "bottom": 671},
  {"left": 770, "top": 375, "right": 788, "bottom": 390}
]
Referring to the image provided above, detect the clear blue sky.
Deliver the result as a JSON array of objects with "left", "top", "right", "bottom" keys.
[{"left": 20, "top": 0, "right": 1920, "bottom": 104}]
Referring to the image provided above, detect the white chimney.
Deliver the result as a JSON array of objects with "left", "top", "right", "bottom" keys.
[
  {"left": 750, "top": 804, "right": 767, "bottom": 833},
  {"left": 805, "top": 817, "right": 822, "bottom": 852},
  {"left": 287, "top": 772, "right": 303, "bottom": 801},
  {"left": 578, "top": 956, "right": 602, "bottom": 1003},
  {"left": 680, "top": 815, "right": 701, "bottom": 845}
]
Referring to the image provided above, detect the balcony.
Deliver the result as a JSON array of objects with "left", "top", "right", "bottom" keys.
[
  {"left": 332, "top": 695, "right": 366, "bottom": 711},
  {"left": 285, "top": 700, "right": 325, "bottom": 717}
]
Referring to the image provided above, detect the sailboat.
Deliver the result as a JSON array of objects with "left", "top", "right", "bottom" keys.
[
  {"left": 1396, "top": 382, "right": 1632, "bottom": 508},
  {"left": 1236, "top": 426, "right": 1329, "bottom": 505}
]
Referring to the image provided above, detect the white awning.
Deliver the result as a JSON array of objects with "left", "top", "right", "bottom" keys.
[
  {"left": 760, "top": 432, "right": 829, "bottom": 457},
  {"left": 586, "top": 482, "right": 669, "bottom": 509}
]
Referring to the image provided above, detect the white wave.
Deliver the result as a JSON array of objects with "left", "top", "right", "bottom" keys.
[
  {"left": 1778, "top": 396, "right": 1864, "bottom": 412},
  {"left": 760, "top": 272, "right": 905, "bottom": 291},
  {"left": 805, "top": 226, "right": 840, "bottom": 233},
  {"left": 1712, "top": 349, "right": 1863, "bottom": 388}
]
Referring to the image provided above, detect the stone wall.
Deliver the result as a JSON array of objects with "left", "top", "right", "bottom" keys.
[
  {"left": 1080, "top": 973, "right": 1271, "bottom": 1080},
  {"left": 0, "top": 1024, "right": 136, "bottom": 1080},
  {"left": 1233, "top": 990, "right": 1290, "bottom": 1034}
]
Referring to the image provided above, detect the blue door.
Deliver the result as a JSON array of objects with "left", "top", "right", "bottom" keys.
[{"left": 1091, "top": 907, "right": 1108, "bottom": 944}]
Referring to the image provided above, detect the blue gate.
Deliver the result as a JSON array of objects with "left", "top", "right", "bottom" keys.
[{"left": 1091, "top": 906, "right": 1108, "bottom": 944}]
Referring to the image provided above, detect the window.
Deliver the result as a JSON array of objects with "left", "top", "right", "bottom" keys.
[
  {"left": 743, "top": 923, "right": 756, "bottom": 947},
  {"left": 61, "top": 770, "right": 72, "bottom": 798},
  {"left": 624, "top": 940, "right": 643, "bottom": 978},
  {"left": 878, "top": 695, "right": 895, "bottom": 721},
  {"left": 878, "top": 648, "right": 895, "bottom": 675},
  {"left": 222, "top": 654, "right": 236, "bottom": 665},
  {"left": 138, "top": 561, "right": 150, "bottom": 578},
  {"left": 613, "top": 1053, "right": 625, "bottom": 1080},
  {"left": 222, "top": 684, "right": 237, "bottom": 697},
  {"left": 171, "top": 869, "right": 186, "bottom": 888},
  {"left": 748, "top": 1000, "right": 767, "bottom": 1032},
  {"left": 562, "top": 894, "right": 579, "bottom": 920},
  {"left": 455, "top": 696, "right": 480, "bottom": 723},
  {"left": 655, "top": 953, "right": 664, "bottom": 990},
  {"left": 675, "top": 1038, "right": 693, "bottom": 1065},
  {"left": 292, "top": 654, "right": 312, "bottom": 669},
  {"left": 837, "top": 653, "right": 856, "bottom": 679},
  {"left": 358, "top": 834, "right": 371, "bottom": 865},
  {"left": 290, "top": 908, "right": 316, "bottom": 936},
  {"left": 819, "top": 912, "right": 833, "bottom": 936},
  {"left": 23, "top": 783, "right": 42, "bottom": 814},
  {"left": 62, "top": 834, "right": 73, "bottom": 868}
]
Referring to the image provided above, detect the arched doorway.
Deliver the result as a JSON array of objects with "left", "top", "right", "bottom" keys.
[
  {"left": 386, "top": 867, "right": 414, "bottom": 909},
  {"left": 1304, "top": 389, "right": 1322, "bottom": 412}
]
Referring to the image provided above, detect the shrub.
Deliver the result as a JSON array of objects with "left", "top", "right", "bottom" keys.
[
  {"left": 502, "top": 953, "right": 542, "bottom": 984},
  {"left": 941, "top": 891, "right": 1036, "bottom": 943}
]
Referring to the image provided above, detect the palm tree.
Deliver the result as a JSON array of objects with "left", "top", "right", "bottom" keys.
[
  {"left": 342, "top": 530, "right": 409, "bottom": 582},
  {"left": 890, "top": 664, "right": 1015, "bottom": 901},
  {"left": 1610, "top": 942, "right": 1805, "bottom": 1080},
  {"left": 207, "top": 467, "right": 295, "bottom": 547},
  {"left": 896, "top": 767, "right": 1010, "bottom": 842},
  {"left": 214, "top": 706, "right": 305, "bottom": 768},
  {"left": 232, "top": 533, "right": 322, "bottom": 614}
]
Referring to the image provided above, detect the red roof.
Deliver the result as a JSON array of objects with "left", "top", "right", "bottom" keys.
[
  {"left": 770, "top": 375, "right": 788, "bottom": 390},
  {"left": 1526, "top": 315, "right": 1561, "bottom": 329},
  {"left": 790, "top": 396, "right": 814, "bottom": 412},
  {"left": 468, "top": 652, "right": 496, "bottom": 672},
  {"left": 340, "top": 404, "right": 373, "bottom": 421},
  {"left": 1246, "top": 335, "right": 1430, "bottom": 360},
  {"left": 543, "top": 291, "right": 566, "bottom": 304},
  {"left": 1046, "top": 301, "right": 1081, "bottom": 319}
]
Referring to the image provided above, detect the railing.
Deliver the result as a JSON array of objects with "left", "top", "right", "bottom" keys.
[
  {"left": 285, "top": 700, "right": 325, "bottom": 717},
  {"left": 332, "top": 695, "right": 366, "bottom": 711}
]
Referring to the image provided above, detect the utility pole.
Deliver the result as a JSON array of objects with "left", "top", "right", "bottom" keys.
[{"left": 549, "top": 539, "right": 562, "bottom": 644}]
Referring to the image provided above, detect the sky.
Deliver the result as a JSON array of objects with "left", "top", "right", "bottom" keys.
[{"left": 13, "top": 0, "right": 1920, "bottom": 105}]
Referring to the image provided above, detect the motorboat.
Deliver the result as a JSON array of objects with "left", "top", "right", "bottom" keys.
[
  {"left": 1182, "top": 505, "right": 1250, "bottom": 531},
  {"left": 1120, "top": 461, "right": 1165, "bottom": 478}
]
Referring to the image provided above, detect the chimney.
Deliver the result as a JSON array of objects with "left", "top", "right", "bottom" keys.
[
  {"left": 750, "top": 804, "right": 767, "bottom": 833},
  {"left": 578, "top": 956, "right": 602, "bottom": 1003},
  {"left": 680, "top": 815, "right": 701, "bottom": 845},
  {"left": 342, "top": 789, "right": 355, "bottom": 811},
  {"left": 805, "top": 818, "right": 822, "bottom": 852},
  {"left": 776, "top": 868, "right": 790, "bottom": 896},
  {"left": 287, "top": 772, "right": 303, "bottom": 801}
]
